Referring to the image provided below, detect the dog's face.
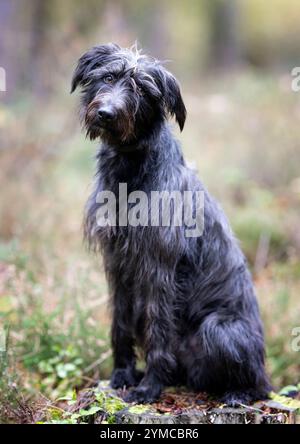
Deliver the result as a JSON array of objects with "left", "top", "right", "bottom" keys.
[{"left": 71, "top": 43, "right": 186, "bottom": 145}]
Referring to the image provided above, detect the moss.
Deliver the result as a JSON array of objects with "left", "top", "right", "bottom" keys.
[
  {"left": 104, "top": 397, "right": 127, "bottom": 414},
  {"left": 93, "top": 387, "right": 127, "bottom": 423},
  {"left": 107, "top": 415, "right": 116, "bottom": 424},
  {"left": 270, "top": 392, "right": 300, "bottom": 412},
  {"left": 128, "top": 405, "right": 153, "bottom": 415}
]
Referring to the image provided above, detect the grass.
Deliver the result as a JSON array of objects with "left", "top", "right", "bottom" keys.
[{"left": 0, "top": 69, "right": 300, "bottom": 422}]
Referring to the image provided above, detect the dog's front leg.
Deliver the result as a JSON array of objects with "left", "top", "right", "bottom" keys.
[
  {"left": 110, "top": 287, "right": 143, "bottom": 389},
  {"left": 125, "top": 279, "right": 177, "bottom": 403}
]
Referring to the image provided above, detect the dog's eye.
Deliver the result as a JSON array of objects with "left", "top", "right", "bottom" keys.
[{"left": 103, "top": 74, "right": 114, "bottom": 84}]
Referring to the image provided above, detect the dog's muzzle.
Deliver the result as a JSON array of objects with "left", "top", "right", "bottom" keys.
[{"left": 98, "top": 106, "right": 117, "bottom": 123}]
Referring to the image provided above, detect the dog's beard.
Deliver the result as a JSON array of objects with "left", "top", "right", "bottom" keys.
[
  {"left": 85, "top": 116, "right": 135, "bottom": 144},
  {"left": 84, "top": 98, "right": 137, "bottom": 143}
]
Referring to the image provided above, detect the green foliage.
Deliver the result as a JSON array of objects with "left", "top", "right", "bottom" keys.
[
  {"left": 279, "top": 384, "right": 300, "bottom": 396},
  {"left": 94, "top": 389, "right": 127, "bottom": 415},
  {"left": 270, "top": 391, "right": 300, "bottom": 412},
  {"left": 1, "top": 280, "right": 111, "bottom": 401},
  {"left": 19, "top": 307, "right": 110, "bottom": 398},
  {"left": 39, "top": 387, "right": 127, "bottom": 424},
  {"left": 37, "top": 345, "right": 83, "bottom": 395},
  {"left": 0, "top": 328, "right": 31, "bottom": 424}
]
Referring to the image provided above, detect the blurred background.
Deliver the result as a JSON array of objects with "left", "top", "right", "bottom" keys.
[{"left": 1, "top": 0, "right": 300, "bottom": 419}]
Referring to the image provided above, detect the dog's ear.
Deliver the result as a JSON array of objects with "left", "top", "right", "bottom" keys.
[
  {"left": 71, "top": 43, "right": 120, "bottom": 93},
  {"left": 158, "top": 68, "right": 187, "bottom": 131}
]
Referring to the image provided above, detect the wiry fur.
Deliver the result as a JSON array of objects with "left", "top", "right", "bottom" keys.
[{"left": 72, "top": 43, "right": 271, "bottom": 405}]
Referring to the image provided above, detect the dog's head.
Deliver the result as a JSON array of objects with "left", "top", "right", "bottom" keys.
[{"left": 71, "top": 43, "right": 186, "bottom": 145}]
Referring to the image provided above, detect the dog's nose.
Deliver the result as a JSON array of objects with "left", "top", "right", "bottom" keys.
[{"left": 98, "top": 107, "right": 115, "bottom": 122}]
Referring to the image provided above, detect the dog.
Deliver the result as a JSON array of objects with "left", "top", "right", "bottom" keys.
[{"left": 71, "top": 43, "right": 271, "bottom": 405}]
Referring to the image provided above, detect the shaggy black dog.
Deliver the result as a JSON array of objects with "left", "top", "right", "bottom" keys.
[{"left": 71, "top": 43, "right": 271, "bottom": 405}]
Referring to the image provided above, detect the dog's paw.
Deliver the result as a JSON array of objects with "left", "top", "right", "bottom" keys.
[
  {"left": 124, "top": 385, "right": 161, "bottom": 404},
  {"left": 110, "top": 368, "right": 144, "bottom": 389}
]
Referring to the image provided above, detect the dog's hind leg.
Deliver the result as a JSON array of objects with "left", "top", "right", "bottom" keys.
[{"left": 183, "top": 314, "right": 271, "bottom": 405}]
